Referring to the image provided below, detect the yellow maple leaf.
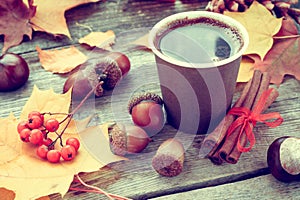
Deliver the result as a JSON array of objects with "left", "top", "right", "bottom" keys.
[
  {"left": 224, "top": 1, "right": 282, "bottom": 60},
  {"left": 36, "top": 46, "right": 87, "bottom": 74},
  {"left": 0, "top": 86, "right": 125, "bottom": 200},
  {"left": 78, "top": 30, "right": 116, "bottom": 50},
  {"left": 237, "top": 56, "right": 255, "bottom": 82},
  {"left": 131, "top": 33, "right": 150, "bottom": 49},
  {"left": 30, "top": 0, "right": 101, "bottom": 38}
]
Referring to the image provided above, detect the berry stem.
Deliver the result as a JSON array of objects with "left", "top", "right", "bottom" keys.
[
  {"left": 70, "top": 86, "right": 96, "bottom": 115},
  {"left": 42, "top": 112, "right": 69, "bottom": 116},
  {"left": 53, "top": 131, "right": 64, "bottom": 147},
  {"left": 59, "top": 114, "right": 73, "bottom": 125},
  {"left": 47, "top": 87, "right": 96, "bottom": 147},
  {"left": 55, "top": 115, "right": 73, "bottom": 147}
]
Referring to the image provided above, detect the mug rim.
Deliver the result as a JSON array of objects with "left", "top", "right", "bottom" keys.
[{"left": 148, "top": 11, "right": 249, "bottom": 68}]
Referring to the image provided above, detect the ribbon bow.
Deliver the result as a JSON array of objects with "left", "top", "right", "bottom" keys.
[{"left": 227, "top": 88, "right": 283, "bottom": 152}]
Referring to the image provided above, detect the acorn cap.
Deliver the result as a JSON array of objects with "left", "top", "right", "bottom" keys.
[
  {"left": 95, "top": 57, "right": 122, "bottom": 90},
  {"left": 128, "top": 92, "right": 163, "bottom": 114},
  {"left": 108, "top": 123, "right": 127, "bottom": 156}
]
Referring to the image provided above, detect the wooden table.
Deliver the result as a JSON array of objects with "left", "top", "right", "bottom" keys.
[{"left": 1, "top": 1, "right": 300, "bottom": 199}]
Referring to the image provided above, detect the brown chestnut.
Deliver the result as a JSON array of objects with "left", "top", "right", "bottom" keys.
[
  {"left": 0, "top": 53, "right": 29, "bottom": 92},
  {"left": 63, "top": 70, "right": 102, "bottom": 100},
  {"left": 267, "top": 136, "right": 300, "bottom": 182}
]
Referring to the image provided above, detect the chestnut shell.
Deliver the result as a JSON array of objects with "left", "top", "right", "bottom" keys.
[
  {"left": 0, "top": 53, "right": 29, "bottom": 92},
  {"left": 267, "top": 136, "right": 300, "bottom": 182}
]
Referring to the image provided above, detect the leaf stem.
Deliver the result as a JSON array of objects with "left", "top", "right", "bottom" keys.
[
  {"left": 71, "top": 174, "right": 132, "bottom": 200},
  {"left": 273, "top": 34, "right": 300, "bottom": 39}
]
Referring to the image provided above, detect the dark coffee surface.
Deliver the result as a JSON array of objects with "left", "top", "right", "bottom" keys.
[{"left": 158, "top": 23, "right": 233, "bottom": 63}]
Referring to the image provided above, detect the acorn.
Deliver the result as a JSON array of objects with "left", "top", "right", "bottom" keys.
[
  {"left": 108, "top": 123, "right": 151, "bottom": 156},
  {"left": 106, "top": 52, "right": 131, "bottom": 75},
  {"left": 152, "top": 138, "right": 185, "bottom": 177},
  {"left": 63, "top": 52, "right": 129, "bottom": 100},
  {"left": 128, "top": 93, "right": 165, "bottom": 136},
  {"left": 267, "top": 136, "right": 300, "bottom": 182}
]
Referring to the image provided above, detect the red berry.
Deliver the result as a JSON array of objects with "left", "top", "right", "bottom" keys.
[
  {"left": 28, "top": 111, "right": 44, "bottom": 123},
  {"left": 106, "top": 52, "right": 130, "bottom": 75},
  {"left": 66, "top": 137, "right": 80, "bottom": 152},
  {"left": 42, "top": 138, "right": 53, "bottom": 147},
  {"left": 39, "top": 127, "right": 48, "bottom": 136},
  {"left": 47, "top": 149, "right": 61, "bottom": 163},
  {"left": 45, "top": 118, "right": 60, "bottom": 132},
  {"left": 61, "top": 145, "right": 76, "bottom": 161},
  {"left": 27, "top": 115, "right": 43, "bottom": 129},
  {"left": 19, "top": 128, "right": 31, "bottom": 142},
  {"left": 36, "top": 145, "right": 49, "bottom": 159},
  {"left": 29, "top": 129, "right": 44, "bottom": 145},
  {"left": 17, "top": 120, "right": 29, "bottom": 134},
  {"left": 131, "top": 101, "right": 164, "bottom": 136}
]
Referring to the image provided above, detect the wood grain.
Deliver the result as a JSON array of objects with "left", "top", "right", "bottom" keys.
[
  {"left": 0, "top": 0, "right": 300, "bottom": 199},
  {"left": 151, "top": 174, "right": 300, "bottom": 200}
]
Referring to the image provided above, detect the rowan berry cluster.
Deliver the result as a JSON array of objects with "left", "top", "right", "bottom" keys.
[{"left": 17, "top": 111, "right": 80, "bottom": 163}]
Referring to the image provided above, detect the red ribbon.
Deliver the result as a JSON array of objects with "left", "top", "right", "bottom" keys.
[{"left": 227, "top": 88, "right": 283, "bottom": 153}]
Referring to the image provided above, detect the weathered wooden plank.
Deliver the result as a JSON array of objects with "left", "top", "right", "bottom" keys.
[
  {"left": 151, "top": 174, "right": 300, "bottom": 200},
  {"left": 1, "top": 0, "right": 300, "bottom": 199},
  {"left": 48, "top": 75, "right": 300, "bottom": 200},
  {"left": 1, "top": 36, "right": 299, "bottom": 200}
]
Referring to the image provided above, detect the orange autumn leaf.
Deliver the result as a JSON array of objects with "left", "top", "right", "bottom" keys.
[
  {"left": 0, "top": 188, "right": 15, "bottom": 200},
  {"left": 224, "top": 1, "right": 282, "bottom": 60},
  {"left": 237, "top": 17, "right": 300, "bottom": 85},
  {"left": 0, "top": 86, "right": 125, "bottom": 200},
  {"left": 79, "top": 30, "right": 116, "bottom": 49},
  {"left": 30, "top": 0, "right": 101, "bottom": 37},
  {"left": 0, "top": 188, "right": 50, "bottom": 200},
  {"left": 36, "top": 46, "right": 87, "bottom": 73},
  {"left": 249, "top": 17, "right": 300, "bottom": 85}
]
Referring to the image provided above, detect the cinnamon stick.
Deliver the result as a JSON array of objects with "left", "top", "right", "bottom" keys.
[
  {"left": 205, "top": 72, "right": 257, "bottom": 165},
  {"left": 226, "top": 88, "right": 279, "bottom": 164},
  {"left": 224, "top": 72, "right": 270, "bottom": 163},
  {"left": 216, "top": 70, "right": 263, "bottom": 162},
  {"left": 199, "top": 75, "right": 253, "bottom": 161}
]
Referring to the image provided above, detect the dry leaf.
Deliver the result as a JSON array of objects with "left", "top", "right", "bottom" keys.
[
  {"left": 131, "top": 33, "right": 150, "bottom": 49},
  {"left": 237, "top": 56, "right": 255, "bottom": 82},
  {"left": 0, "top": 0, "right": 36, "bottom": 53},
  {"left": 30, "top": 0, "right": 101, "bottom": 37},
  {"left": 36, "top": 46, "right": 87, "bottom": 73},
  {"left": 247, "top": 17, "right": 300, "bottom": 85},
  {"left": 224, "top": 1, "right": 282, "bottom": 59},
  {"left": 0, "top": 86, "right": 125, "bottom": 200},
  {"left": 0, "top": 188, "right": 15, "bottom": 200},
  {"left": 79, "top": 30, "right": 116, "bottom": 50},
  {"left": 0, "top": 188, "right": 49, "bottom": 200}
]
